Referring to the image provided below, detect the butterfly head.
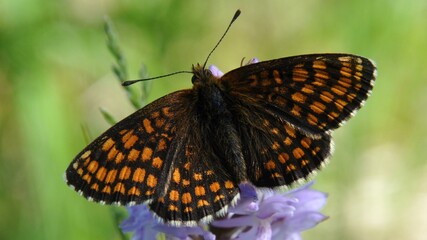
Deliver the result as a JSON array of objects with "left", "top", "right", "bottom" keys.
[{"left": 191, "top": 63, "right": 216, "bottom": 87}]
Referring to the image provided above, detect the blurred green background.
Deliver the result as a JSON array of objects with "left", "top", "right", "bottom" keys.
[{"left": 1, "top": 0, "right": 426, "bottom": 239}]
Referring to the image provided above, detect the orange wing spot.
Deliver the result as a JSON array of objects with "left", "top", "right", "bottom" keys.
[
  {"left": 77, "top": 168, "right": 84, "bottom": 176},
  {"left": 314, "top": 70, "right": 329, "bottom": 79},
  {"left": 182, "top": 179, "right": 190, "bottom": 186},
  {"left": 338, "top": 77, "right": 352, "bottom": 88},
  {"left": 133, "top": 168, "right": 146, "bottom": 183},
  {"left": 265, "top": 160, "right": 276, "bottom": 170},
  {"left": 301, "top": 138, "right": 312, "bottom": 149},
  {"left": 291, "top": 105, "right": 302, "bottom": 117},
  {"left": 271, "top": 128, "right": 279, "bottom": 135},
  {"left": 224, "top": 181, "right": 234, "bottom": 189},
  {"left": 158, "top": 197, "right": 165, "bottom": 203},
  {"left": 284, "top": 137, "right": 292, "bottom": 146},
  {"left": 335, "top": 99, "right": 348, "bottom": 111},
  {"left": 286, "top": 164, "right": 297, "bottom": 172},
  {"left": 184, "top": 207, "right": 193, "bottom": 213},
  {"left": 119, "top": 166, "right": 131, "bottom": 180},
  {"left": 173, "top": 168, "right": 181, "bottom": 184},
  {"left": 102, "top": 185, "right": 111, "bottom": 194},
  {"left": 210, "top": 182, "right": 221, "bottom": 193},
  {"left": 214, "top": 195, "right": 225, "bottom": 202},
  {"left": 146, "top": 174, "right": 157, "bottom": 188},
  {"left": 206, "top": 170, "right": 214, "bottom": 176},
  {"left": 313, "top": 78, "right": 326, "bottom": 87},
  {"left": 272, "top": 141, "right": 280, "bottom": 150},
  {"left": 115, "top": 152, "right": 125, "bottom": 164},
  {"left": 96, "top": 167, "right": 107, "bottom": 181},
  {"left": 195, "top": 186, "right": 206, "bottom": 196},
  {"left": 307, "top": 113, "right": 318, "bottom": 125},
  {"left": 273, "top": 70, "right": 283, "bottom": 84},
  {"left": 152, "top": 157, "right": 163, "bottom": 169},
  {"left": 105, "top": 169, "right": 118, "bottom": 184},
  {"left": 355, "top": 64, "right": 363, "bottom": 71},
  {"left": 91, "top": 183, "right": 99, "bottom": 191},
  {"left": 293, "top": 148, "right": 305, "bottom": 159},
  {"left": 331, "top": 85, "right": 347, "bottom": 96},
  {"left": 128, "top": 186, "right": 141, "bottom": 196},
  {"left": 157, "top": 139, "right": 167, "bottom": 151},
  {"left": 354, "top": 83, "right": 362, "bottom": 90},
  {"left": 142, "top": 147, "right": 153, "bottom": 162},
  {"left": 114, "top": 182, "right": 125, "bottom": 194},
  {"left": 291, "top": 92, "right": 306, "bottom": 103},
  {"left": 155, "top": 118, "right": 166, "bottom": 128},
  {"left": 145, "top": 190, "right": 154, "bottom": 196},
  {"left": 338, "top": 56, "right": 352, "bottom": 62},
  {"left": 197, "top": 200, "right": 210, "bottom": 207},
  {"left": 320, "top": 91, "right": 334, "bottom": 103},
  {"left": 143, "top": 119, "right": 154, "bottom": 134},
  {"left": 107, "top": 146, "right": 119, "bottom": 161},
  {"left": 340, "top": 67, "right": 353, "bottom": 78},
  {"left": 81, "top": 150, "right": 91, "bottom": 159},
  {"left": 193, "top": 173, "right": 203, "bottom": 181},
  {"left": 121, "top": 130, "right": 133, "bottom": 142},
  {"left": 292, "top": 68, "right": 308, "bottom": 82},
  {"left": 82, "top": 174, "right": 91, "bottom": 183},
  {"left": 162, "top": 107, "right": 173, "bottom": 117},
  {"left": 169, "top": 190, "right": 179, "bottom": 201},
  {"left": 102, "top": 138, "right": 115, "bottom": 151},
  {"left": 313, "top": 60, "right": 327, "bottom": 69},
  {"left": 278, "top": 152, "right": 289, "bottom": 163},
  {"left": 87, "top": 161, "right": 99, "bottom": 174},
  {"left": 128, "top": 149, "right": 140, "bottom": 161},
  {"left": 284, "top": 125, "right": 296, "bottom": 138},
  {"left": 119, "top": 129, "right": 129, "bottom": 135},
  {"left": 248, "top": 75, "right": 259, "bottom": 87},
  {"left": 150, "top": 111, "right": 160, "bottom": 119},
  {"left": 124, "top": 135, "right": 139, "bottom": 149},
  {"left": 301, "top": 85, "right": 314, "bottom": 94},
  {"left": 271, "top": 172, "right": 283, "bottom": 179},
  {"left": 347, "top": 93, "right": 357, "bottom": 102},
  {"left": 310, "top": 101, "right": 326, "bottom": 114},
  {"left": 182, "top": 192, "right": 192, "bottom": 204},
  {"left": 301, "top": 159, "right": 310, "bottom": 167},
  {"left": 169, "top": 204, "right": 179, "bottom": 211},
  {"left": 328, "top": 111, "right": 340, "bottom": 120}
]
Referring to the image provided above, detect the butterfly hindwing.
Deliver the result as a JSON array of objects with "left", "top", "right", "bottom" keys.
[
  {"left": 225, "top": 94, "right": 332, "bottom": 189},
  {"left": 220, "top": 54, "right": 376, "bottom": 136}
]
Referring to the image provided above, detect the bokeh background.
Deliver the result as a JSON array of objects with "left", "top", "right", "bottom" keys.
[{"left": 1, "top": 0, "right": 427, "bottom": 239}]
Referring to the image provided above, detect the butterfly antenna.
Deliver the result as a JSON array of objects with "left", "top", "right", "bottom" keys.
[
  {"left": 122, "top": 70, "right": 192, "bottom": 86},
  {"left": 202, "top": 9, "right": 241, "bottom": 69}
]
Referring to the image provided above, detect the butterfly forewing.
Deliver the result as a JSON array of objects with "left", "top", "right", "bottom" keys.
[
  {"left": 65, "top": 90, "right": 191, "bottom": 205},
  {"left": 220, "top": 54, "right": 376, "bottom": 135},
  {"left": 65, "top": 89, "right": 240, "bottom": 225}
]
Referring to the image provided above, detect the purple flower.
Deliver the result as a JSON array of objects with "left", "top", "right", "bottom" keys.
[
  {"left": 211, "top": 182, "right": 328, "bottom": 240},
  {"left": 120, "top": 182, "right": 327, "bottom": 240}
]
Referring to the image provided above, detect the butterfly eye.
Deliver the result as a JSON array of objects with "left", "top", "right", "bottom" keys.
[{"left": 191, "top": 75, "right": 199, "bottom": 84}]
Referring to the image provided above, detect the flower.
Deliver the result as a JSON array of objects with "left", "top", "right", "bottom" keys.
[
  {"left": 120, "top": 182, "right": 327, "bottom": 240},
  {"left": 211, "top": 182, "right": 328, "bottom": 240}
]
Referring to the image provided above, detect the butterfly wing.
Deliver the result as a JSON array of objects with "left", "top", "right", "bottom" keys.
[
  {"left": 220, "top": 54, "right": 377, "bottom": 136},
  {"left": 218, "top": 54, "right": 375, "bottom": 188},
  {"left": 65, "top": 89, "right": 239, "bottom": 225}
]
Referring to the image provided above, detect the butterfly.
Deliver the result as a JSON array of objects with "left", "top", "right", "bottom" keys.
[
  {"left": 65, "top": 53, "right": 376, "bottom": 226},
  {"left": 65, "top": 11, "right": 376, "bottom": 227}
]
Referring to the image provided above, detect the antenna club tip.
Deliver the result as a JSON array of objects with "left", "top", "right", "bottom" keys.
[
  {"left": 121, "top": 81, "right": 133, "bottom": 86},
  {"left": 233, "top": 9, "right": 241, "bottom": 21}
]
